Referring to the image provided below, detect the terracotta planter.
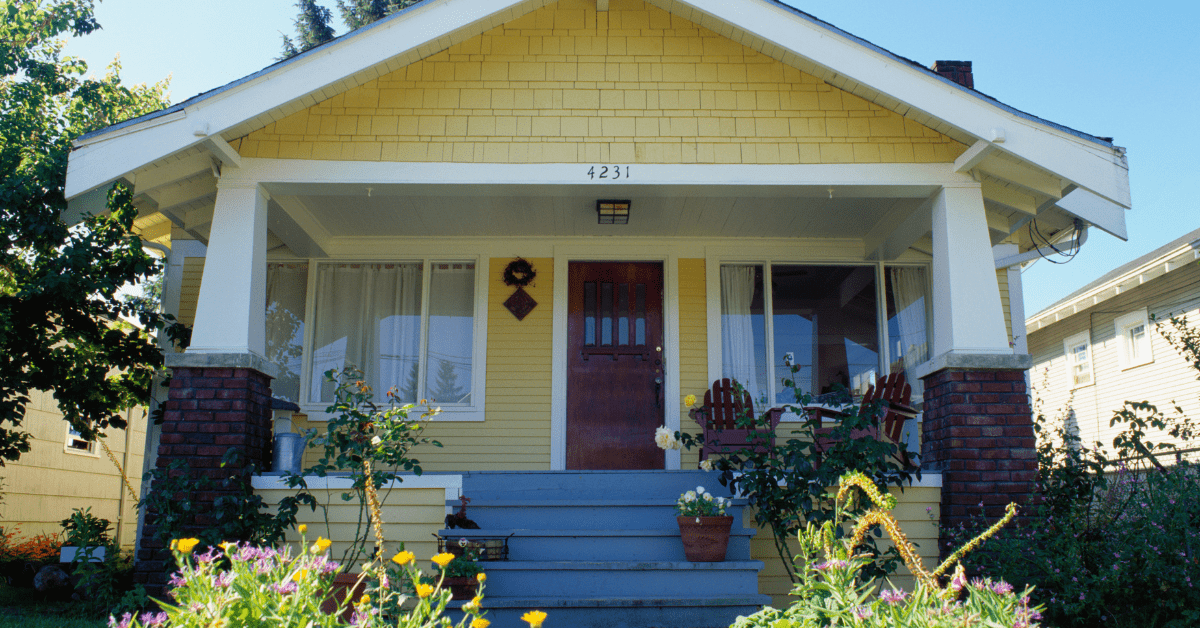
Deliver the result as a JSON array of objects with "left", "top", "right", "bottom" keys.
[
  {"left": 443, "top": 576, "right": 480, "bottom": 600},
  {"left": 321, "top": 572, "right": 367, "bottom": 620},
  {"left": 677, "top": 515, "right": 733, "bottom": 562}
]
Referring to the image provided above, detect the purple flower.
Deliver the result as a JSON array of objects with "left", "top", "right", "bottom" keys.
[
  {"left": 235, "top": 545, "right": 261, "bottom": 562},
  {"left": 168, "top": 572, "right": 188, "bottom": 588},
  {"left": 949, "top": 570, "right": 968, "bottom": 593},
  {"left": 814, "top": 559, "right": 848, "bottom": 571},
  {"left": 852, "top": 606, "right": 873, "bottom": 619},
  {"left": 271, "top": 581, "right": 298, "bottom": 595},
  {"left": 880, "top": 588, "right": 906, "bottom": 604},
  {"left": 108, "top": 613, "right": 133, "bottom": 628},
  {"left": 139, "top": 612, "right": 168, "bottom": 627},
  {"left": 379, "top": 573, "right": 390, "bottom": 590},
  {"left": 215, "top": 571, "right": 235, "bottom": 589},
  {"left": 195, "top": 547, "right": 221, "bottom": 564},
  {"left": 989, "top": 580, "right": 1014, "bottom": 595}
]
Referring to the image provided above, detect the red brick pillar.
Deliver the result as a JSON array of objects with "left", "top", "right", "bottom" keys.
[
  {"left": 135, "top": 365, "right": 273, "bottom": 597},
  {"left": 920, "top": 367, "right": 1036, "bottom": 547}
]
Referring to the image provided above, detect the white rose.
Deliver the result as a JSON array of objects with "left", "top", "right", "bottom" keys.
[{"left": 699, "top": 459, "right": 714, "bottom": 471}]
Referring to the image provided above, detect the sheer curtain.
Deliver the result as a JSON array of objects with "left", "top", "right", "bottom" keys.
[
  {"left": 721, "top": 265, "right": 760, "bottom": 402},
  {"left": 310, "top": 263, "right": 422, "bottom": 403},
  {"left": 265, "top": 263, "right": 308, "bottom": 402},
  {"left": 889, "top": 267, "right": 929, "bottom": 402},
  {"left": 424, "top": 263, "right": 475, "bottom": 405}
]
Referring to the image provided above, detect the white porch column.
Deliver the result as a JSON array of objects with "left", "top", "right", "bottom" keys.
[
  {"left": 188, "top": 180, "right": 268, "bottom": 356},
  {"left": 929, "top": 185, "right": 1011, "bottom": 358}
]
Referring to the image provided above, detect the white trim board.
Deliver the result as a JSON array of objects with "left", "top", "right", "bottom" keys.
[
  {"left": 550, "top": 245, "right": 682, "bottom": 471},
  {"left": 252, "top": 474, "right": 463, "bottom": 506}
]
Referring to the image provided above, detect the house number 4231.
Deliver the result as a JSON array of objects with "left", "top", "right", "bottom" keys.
[{"left": 586, "top": 165, "right": 629, "bottom": 180}]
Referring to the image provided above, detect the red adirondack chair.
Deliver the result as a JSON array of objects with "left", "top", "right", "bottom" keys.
[
  {"left": 812, "top": 372, "right": 918, "bottom": 465},
  {"left": 691, "top": 378, "right": 783, "bottom": 462}
]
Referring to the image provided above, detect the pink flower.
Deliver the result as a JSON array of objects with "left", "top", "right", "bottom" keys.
[
  {"left": 880, "top": 588, "right": 906, "bottom": 604},
  {"left": 139, "top": 612, "right": 168, "bottom": 627}
]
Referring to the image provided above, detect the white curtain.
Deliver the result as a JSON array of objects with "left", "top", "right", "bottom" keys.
[
  {"left": 310, "top": 263, "right": 422, "bottom": 403},
  {"left": 889, "top": 267, "right": 929, "bottom": 402},
  {"left": 424, "top": 263, "right": 475, "bottom": 404},
  {"left": 265, "top": 263, "right": 308, "bottom": 402},
  {"left": 721, "top": 265, "right": 760, "bottom": 401}
]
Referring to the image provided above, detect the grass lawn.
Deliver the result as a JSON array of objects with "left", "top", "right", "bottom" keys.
[{"left": 0, "top": 583, "right": 109, "bottom": 628}]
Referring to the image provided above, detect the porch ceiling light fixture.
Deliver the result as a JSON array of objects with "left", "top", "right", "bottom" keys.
[{"left": 596, "top": 199, "right": 631, "bottom": 225}]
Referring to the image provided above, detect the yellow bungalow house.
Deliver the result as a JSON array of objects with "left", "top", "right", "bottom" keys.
[{"left": 64, "top": 0, "right": 1130, "bottom": 623}]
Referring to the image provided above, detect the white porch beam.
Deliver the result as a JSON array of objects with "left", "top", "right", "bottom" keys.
[
  {"left": 1055, "top": 188, "right": 1128, "bottom": 241},
  {"left": 131, "top": 153, "right": 214, "bottom": 196},
  {"left": 864, "top": 195, "right": 934, "bottom": 261},
  {"left": 930, "top": 185, "right": 1012, "bottom": 357},
  {"left": 147, "top": 174, "right": 217, "bottom": 214},
  {"left": 974, "top": 157, "right": 1064, "bottom": 200},
  {"left": 980, "top": 179, "right": 1037, "bottom": 215},
  {"left": 187, "top": 180, "right": 268, "bottom": 356},
  {"left": 268, "top": 198, "right": 328, "bottom": 258},
  {"left": 953, "top": 140, "right": 996, "bottom": 174},
  {"left": 205, "top": 137, "right": 243, "bottom": 171}
]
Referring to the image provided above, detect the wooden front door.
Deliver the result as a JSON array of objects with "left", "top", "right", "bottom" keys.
[{"left": 566, "top": 262, "right": 665, "bottom": 470}]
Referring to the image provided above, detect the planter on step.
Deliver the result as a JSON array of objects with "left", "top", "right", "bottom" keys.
[
  {"left": 321, "top": 572, "right": 366, "bottom": 620},
  {"left": 443, "top": 576, "right": 480, "bottom": 600},
  {"left": 677, "top": 515, "right": 733, "bottom": 562}
]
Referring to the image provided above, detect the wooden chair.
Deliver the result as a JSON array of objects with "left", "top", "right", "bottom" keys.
[
  {"left": 813, "top": 372, "right": 918, "bottom": 465},
  {"left": 691, "top": 378, "right": 783, "bottom": 462}
]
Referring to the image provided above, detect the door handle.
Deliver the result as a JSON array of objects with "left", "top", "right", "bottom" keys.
[{"left": 654, "top": 376, "right": 663, "bottom": 409}]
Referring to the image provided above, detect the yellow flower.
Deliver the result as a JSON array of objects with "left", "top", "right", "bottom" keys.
[
  {"left": 416, "top": 583, "right": 435, "bottom": 598},
  {"left": 391, "top": 550, "right": 415, "bottom": 566},
  {"left": 471, "top": 619, "right": 491, "bottom": 628},
  {"left": 311, "top": 537, "right": 332, "bottom": 553},
  {"left": 359, "top": 595, "right": 370, "bottom": 605},
  {"left": 684, "top": 394, "right": 697, "bottom": 407},
  {"left": 298, "top": 524, "right": 307, "bottom": 534},
  {"left": 219, "top": 541, "right": 235, "bottom": 552},
  {"left": 176, "top": 538, "right": 200, "bottom": 554},
  {"left": 471, "top": 596, "right": 482, "bottom": 607},
  {"left": 292, "top": 569, "right": 308, "bottom": 582},
  {"left": 431, "top": 552, "right": 456, "bottom": 568},
  {"left": 521, "top": 610, "right": 548, "bottom": 628},
  {"left": 476, "top": 572, "right": 486, "bottom": 583},
  {"left": 169, "top": 539, "right": 178, "bottom": 551}
]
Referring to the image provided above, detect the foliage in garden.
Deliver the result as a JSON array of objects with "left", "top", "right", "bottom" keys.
[
  {"left": 950, "top": 314, "right": 1200, "bottom": 628},
  {"left": 732, "top": 472, "right": 1042, "bottom": 628}
]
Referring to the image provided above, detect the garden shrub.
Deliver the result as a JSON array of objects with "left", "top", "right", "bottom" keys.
[{"left": 948, "top": 314, "right": 1200, "bottom": 628}]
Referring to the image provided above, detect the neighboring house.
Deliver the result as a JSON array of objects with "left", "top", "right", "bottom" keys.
[
  {"left": 0, "top": 389, "right": 146, "bottom": 550},
  {"left": 1027, "top": 227, "right": 1200, "bottom": 459},
  {"left": 63, "top": 0, "right": 1130, "bottom": 618}
]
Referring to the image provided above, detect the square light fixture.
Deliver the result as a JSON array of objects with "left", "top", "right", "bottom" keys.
[{"left": 596, "top": 199, "right": 631, "bottom": 225}]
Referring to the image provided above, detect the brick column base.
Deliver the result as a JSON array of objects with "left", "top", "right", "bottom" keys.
[
  {"left": 134, "top": 366, "right": 272, "bottom": 598},
  {"left": 920, "top": 367, "right": 1036, "bottom": 553}
]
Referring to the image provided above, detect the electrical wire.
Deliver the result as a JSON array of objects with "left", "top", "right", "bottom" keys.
[{"left": 1028, "top": 218, "right": 1081, "bottom": 264}]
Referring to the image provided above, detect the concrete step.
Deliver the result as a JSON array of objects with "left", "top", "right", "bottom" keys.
[
  {"left": 446, "top": 595, "right": 772, "bottom": 628},
  {"left": 437, "top": 528, "right": 756, "bottom": 562},
  {"left": 448, "top": 499, "right": 747, "bottom": 530},
  {"left": 469, "top": 560, "right": 765, "bottom": 598}
]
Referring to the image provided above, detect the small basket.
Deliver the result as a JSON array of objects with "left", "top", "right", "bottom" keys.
[{"left": 435, "top": 534, "right": 510, "bottom": 561}]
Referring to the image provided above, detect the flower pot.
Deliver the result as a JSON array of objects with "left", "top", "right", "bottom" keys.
[
  {"left": 677, "top": 515, "right": 733, "bottom": 562},
  {"left": 443, "top": 576, "right": 480, "bottom": 600},
  {"left": 321, "top": 572, "right": 366, "bottom": 620}
]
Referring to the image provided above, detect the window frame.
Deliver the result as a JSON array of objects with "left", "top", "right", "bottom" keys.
[
  {"left": 64, "top": 424, "right": 99, "bottom": 456},
  {"left": 1063, "top": 330, "right": 1095, "bottom": 389},
  {"left": 1114, "top": 309, "right": 1153, "bottom": 370},
  {"left": 704, "top": 255, "right": 931, "bottom": 422},
  {"left": 290, "top": 255, "right": 489, "bottom": 422}
]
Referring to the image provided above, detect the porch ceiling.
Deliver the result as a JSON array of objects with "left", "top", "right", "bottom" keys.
[{"left": 261, "top": 182, "right": 933, "bottom": 240}]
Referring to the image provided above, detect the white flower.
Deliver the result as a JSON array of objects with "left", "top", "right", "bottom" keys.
[
  {"left": 654, "top": 426, "right": 681, "bottom": 451},
  {"left": 370, "top": 436, "right": 382, "bottom": 446},
  {"left": 704, "top": 493, "right": 714, "bottom": 502},
  {"left": 699, "top": 459, "right": 714, "bottom": 471},
  {"left": 696, "top": 486, "right": 706, "bottom": 495},
  {"left": 684, "top": 491, "right": 696, "bottom": 502}
]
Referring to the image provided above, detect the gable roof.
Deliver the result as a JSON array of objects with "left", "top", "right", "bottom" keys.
[
  {"left": 65, "top": 0, "right": 1131, "bottom": 240},
  {"left": 1027, "top": 226, "right": 1200, "bottom": 332}
]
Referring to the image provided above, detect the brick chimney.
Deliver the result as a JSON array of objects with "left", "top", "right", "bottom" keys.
[{"left": 932, "top": 60, "right": 973, "bottom": 89}]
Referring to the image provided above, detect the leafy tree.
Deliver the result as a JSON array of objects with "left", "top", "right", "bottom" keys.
[
  {"left": 0, "top": 0, "right": 175, "bottom": 464},
  {"left": 279, "top": 0, "right": 336, "bottom": 60},
  {"left": 336, "top": 0, "right": 389, "bottom": 30}
]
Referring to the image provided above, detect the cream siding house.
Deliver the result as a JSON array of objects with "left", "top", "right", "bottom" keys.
[
  {"left": 63, "top": 0, "right": 1130, "bottom": 620},
  {"left": 1027, "top": 227, "right": 1200, "bottom": 459}
]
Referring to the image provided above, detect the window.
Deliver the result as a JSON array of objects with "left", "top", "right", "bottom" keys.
[
  {"left": 265, "top": 259, "right": 484, "bottom": 419},
  {"left": 65, "top": 425, "right": 96, "bottom": 455},
  {"left": 718, "top": 264, "right": 924, "bottom": 411},
  {"left": 1063, "top": 331, "right": 1093, "bottom": 388},
  {"left": 1115, "top": 309, "right": 1153, "bottom": 369}
]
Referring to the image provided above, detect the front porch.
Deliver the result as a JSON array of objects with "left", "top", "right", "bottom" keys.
[{"left": 253, "top": 469, "right": 943, "bottom": 625}]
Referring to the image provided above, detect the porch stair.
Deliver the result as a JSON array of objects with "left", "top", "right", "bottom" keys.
[{"left": 439, "top": 471, "right": 771, "bottom": 628}]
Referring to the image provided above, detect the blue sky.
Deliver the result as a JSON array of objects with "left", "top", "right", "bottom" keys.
[{"left": 63, "top": 0, "right": 1200, "bottom": 317}]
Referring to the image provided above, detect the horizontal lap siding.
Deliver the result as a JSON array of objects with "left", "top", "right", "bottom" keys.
[
  {"left": 234, "top": 0, "right": 964, "bottom": 166},
  {"left": 750, "top": 485, "right": 941, "bottom": 608},
  {"left": 678, "top": 259, "right": 706, "bottom": 468},
  {"left": 257, "top": 487, "right": 446, "bottom": 569},
  {"left": 2, "top": 390, "right": 146, "bottom": 548},
  {"left": 1028, "top": 262, "right": 1200, "bottom": 455}
]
